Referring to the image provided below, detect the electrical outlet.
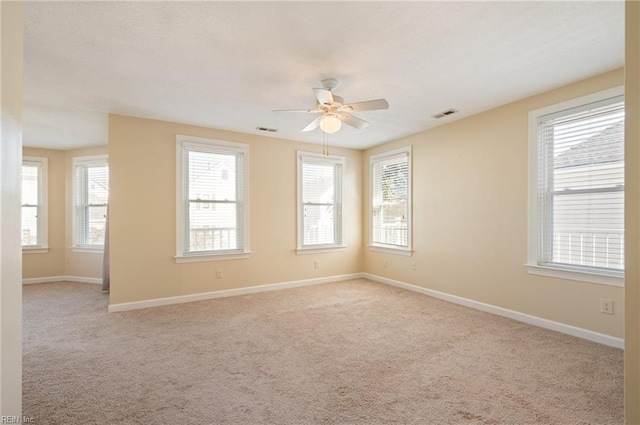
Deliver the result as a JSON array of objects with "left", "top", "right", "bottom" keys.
[
  {"left": 383, "top": 260, "right": 388, "bottom": 269},
  {"left": 411, "top": 262, "right": 417, "bottom": 271},
  {"left": 601, "top": 299, "right": 613, "bottom": 315},
  {"left": 215, "top": 269, "right": 223, "bottom": 279},
  {"left": 314, "top": 260, "right": 320, "bottom": 269}
]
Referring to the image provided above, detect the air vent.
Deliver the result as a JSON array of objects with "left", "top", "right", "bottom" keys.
[
  {"left": 256, "top": 126, "right": 278, "bottom": 132},
  {"left": 431, "top": 109, "right": 458, "bottom": 119}
]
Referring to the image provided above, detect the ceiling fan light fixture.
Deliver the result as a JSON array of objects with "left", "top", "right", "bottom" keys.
[{"left": 319, "top": 114, "right": 342, "bottom": 134}]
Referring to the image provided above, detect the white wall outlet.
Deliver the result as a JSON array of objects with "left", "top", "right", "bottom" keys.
[
  {"left": 383, "top": 260, "right": 388, "bottom": 269},
  {"left": 215, "top": 269, "right": 223, "bottom": 279},
  {"left": 600, "top": 299, "right": 613, "bottom": 315},
  {"left": 314, "top": 260, "right": 320, "bottom": 269},
  {"left": 411, "top": 262, "right": 417, "bottom": 271}
]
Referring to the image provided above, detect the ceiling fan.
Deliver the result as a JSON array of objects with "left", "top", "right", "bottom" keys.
[{"left": 273, "top": 78, "right": 389, "bottom": 134}]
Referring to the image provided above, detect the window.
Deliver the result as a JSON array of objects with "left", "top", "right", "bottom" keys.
[
  {"left": 73, "top": 155, "right": 109, "bottom": 250},
  {"left": 370, "top": 146, "right": 412, "bottom": 254},
  {"left": 297, "top": 152, "right": 345, "bottom": 252},
  {"left": 176, "top": 135, "right": 249, "bottom": 262},
  {"left": 528, "top": 87, "right": 624, "bottom": 286},
  {"left": 22, "top": 156, "right": 48, "bottom": 251}
]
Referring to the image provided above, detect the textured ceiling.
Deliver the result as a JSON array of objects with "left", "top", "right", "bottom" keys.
[{"left": 23, "top": 1, "right": 624, "bottom": 150}]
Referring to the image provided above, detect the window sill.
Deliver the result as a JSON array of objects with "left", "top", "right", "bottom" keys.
[
  {"left": 22, "top": 247, "right": 50, "bottom": 254},
  {"left": 525, "top": 263, "right": 623, "bottom": 287},
  {"left": 175, "top": 251, "right": 251, "bottom": 263},
  {"left": 368, "top": 244, "right": 413, "bottom": 256},
  {"left": 71, "top": 246, "right": 104, "bottom": 254},
  {"left": 297, "top": 245, "right": 346, "bottom": 255}
]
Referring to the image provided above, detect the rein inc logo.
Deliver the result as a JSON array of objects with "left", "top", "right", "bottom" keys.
[{"left": 0, "top": 417, "right": 34, "bottom": 424}]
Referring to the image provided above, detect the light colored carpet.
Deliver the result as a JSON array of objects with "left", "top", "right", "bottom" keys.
[{"left": 23, "top": 279, "right": 623, "bottom": 424}]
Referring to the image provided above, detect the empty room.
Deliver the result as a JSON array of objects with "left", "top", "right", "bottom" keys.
[{"left": 2, "top": 1, "right": 640, "bottom": 424}]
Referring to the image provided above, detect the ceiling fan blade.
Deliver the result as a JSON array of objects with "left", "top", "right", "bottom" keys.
[
  {"left": 338, "top": 113, "right": 369, "bottom": 130},
  {"left": 272, "top": 108, "right": 323, "bottom": 113},
  {"left": 302, "top": 116, "right": 323, "bottom": 132},
  {"left": 313, "top": 88, "right": 334, "bottom": 106},
  {"left": 341, "top": 99, "right": 389, "bottom": 112}
]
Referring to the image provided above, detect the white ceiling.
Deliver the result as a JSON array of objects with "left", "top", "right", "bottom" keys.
[{"left": 23, "top": 1, "right": 624, "bottom": 151}]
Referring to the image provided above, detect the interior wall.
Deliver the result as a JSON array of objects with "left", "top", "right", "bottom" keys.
[
  {"left": 363, "top": 69, "right": 625, "bottom": 339},
  {"left": 0, "top": 0, "right": 23, "bottom": 414},
  {"left": 108, "top": 114, "right": 362, "bottom": 305},
  {"left": 22, "top": 148, "right": 66, "bottom": 279},
  {"left": 625, "top": 0, "right": 640, "bottom": 421}
]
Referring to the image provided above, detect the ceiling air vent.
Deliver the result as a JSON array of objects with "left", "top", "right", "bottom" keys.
[
  {"left": 431, "top": 109, "right": 458, "bottom": 119},
  {"left": 256, "top": 126, "right": 278, "bottom": 132}
]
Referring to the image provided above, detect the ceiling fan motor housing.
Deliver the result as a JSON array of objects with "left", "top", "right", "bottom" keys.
[{"left": 322, "top": 78, "right": 339, "bottom": 91}]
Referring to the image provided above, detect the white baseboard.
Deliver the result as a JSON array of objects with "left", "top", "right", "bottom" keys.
[
  {"left": 108, "top": 273, "right": 364, "bottom": 313},
  {"left": 363, "top": 273, "right": 624, "bottom": 349},
  {"left": 22, "top": 275, "right": 102, "bottom": 285}
]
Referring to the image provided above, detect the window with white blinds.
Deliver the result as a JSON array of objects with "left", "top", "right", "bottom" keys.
[
  {"left": 22, "top": 157, "right": 48, "bottom": 249},
  {"left": 528, "top": 87, "right": 624, "bottom": 285},
  {"left": 370, "top": 147, "right": 412, "bottom": 253},
  {"left": 73, "top": 155, "right": 109, "bottom": 249},
  {"left": 297, "top": 152, "right": 345, "bottom": 251},
  {"left": 176, "top": 136, "right": 249, "bottom": 261}
]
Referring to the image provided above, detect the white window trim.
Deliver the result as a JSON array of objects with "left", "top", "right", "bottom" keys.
[
  {"left": 22, "top": 156, "right": 48, "bottom": 252},
  {"left": 369, "top": 146, "right": 413, "bottom": 256},
  {"left": 296, "top": 151, "right": 346, "bottom": 254},
  {"left": 175, "top": 135, "right": 250, "bottom": 263},
  {"left": 72, "top": 154, "right": 108, "bottom": 253},
  {"left": 526, "top": 86, "right": 624, "bottom": 287}
]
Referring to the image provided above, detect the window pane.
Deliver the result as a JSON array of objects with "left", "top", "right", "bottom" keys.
[
  {"left": 298, "top": 154, "right": 343, "bottom": 249},
  {"left": 303, "top": 162, "right": 335, "bottom": 204},
  {"left": 303, "top": 204, "right": 335, "bottom": 245},
  {"left": 22, "top": 206, "right": 38, "bottom": 246},
  {"left": 87, "top": 205, "right": 107, "bottom": 245},
  {"left": 189, "top": 201, "right": 237, "bottom": 251},
  {"left": 188, "top": 151, "right": 237, "bottom": 202},
  {"left": 373, "top": 202, "right": 408, "bottom": 246},
  {"left": 551, "top": 191, "right": 623, "bottom": 270},
  {"left": 88, "top": 166, "right": 109, "bottom": 205},
  {"left": 372, "top": 153, "right": 409, "bottom": 246},
  {"left": 74, "top": 158, "right": 109, "bottom": 247},
  {"left": 22, "top": 165, "right": 39, "bottom": 205}
]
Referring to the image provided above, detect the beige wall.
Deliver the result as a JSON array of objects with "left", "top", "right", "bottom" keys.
[
  {"left": 21, "top": 146, "right": 108, "bottom": 280},
  {"left": 108, "top": 114, "right": 362, "bottom": 304},
  {"left": 625, "top": 0, "right": 640, "bottom": 422},
  {"left": 363, "top": 69, "right": 625, "bottom": 339},
  {"left": 0, "top": 0, "right": 23, "bottom": 414},
  {"left": 22, "top": 148, "right": 66, "bottom": 278}
]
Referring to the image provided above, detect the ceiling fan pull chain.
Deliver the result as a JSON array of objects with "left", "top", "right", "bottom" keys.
[{"left": 324, "top": 132, "right": 331, "bottom": 156}]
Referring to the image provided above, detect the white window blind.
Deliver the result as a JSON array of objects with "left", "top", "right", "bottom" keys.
[
  {"left": 536, "top": 94, "right": 624, "bottom": 274},
  {"left": 370, "top": 147, "right": 411, "bottom": 250},
  {"left": 176, "top": 137, "right": 248, "bottom": 259},
  {"left": 74, "top": 156, "right": 109, "bottom": 248},
  {"left": 22, "top": 157, "right": 48, "bottom": 248},
  {"left": 298, "top": 152, "right": 344, "bottom": 250}
]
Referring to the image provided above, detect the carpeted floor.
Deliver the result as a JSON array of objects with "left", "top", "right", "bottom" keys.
[{"left": 23, "top": 279, "right": 623, "bottom": 424}]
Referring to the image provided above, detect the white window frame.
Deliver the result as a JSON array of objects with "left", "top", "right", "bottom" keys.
[
  {"left": 526, "top": 86, "right": 624, "bottom": 287},
  {"left": 22, "top": 156, "right": 49, "bottom": 253},
  {"left": 72, "top": 154, "right": 109, "bottom": 252},
  {"left": 369, "top": 146, "right": 412, "bottom": 256},
  {"left": 175, "top": 135, "right": 250, "bottom": 263},
  {"left": 297, "top": 151, "right": 346, "bottom": 254}
]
